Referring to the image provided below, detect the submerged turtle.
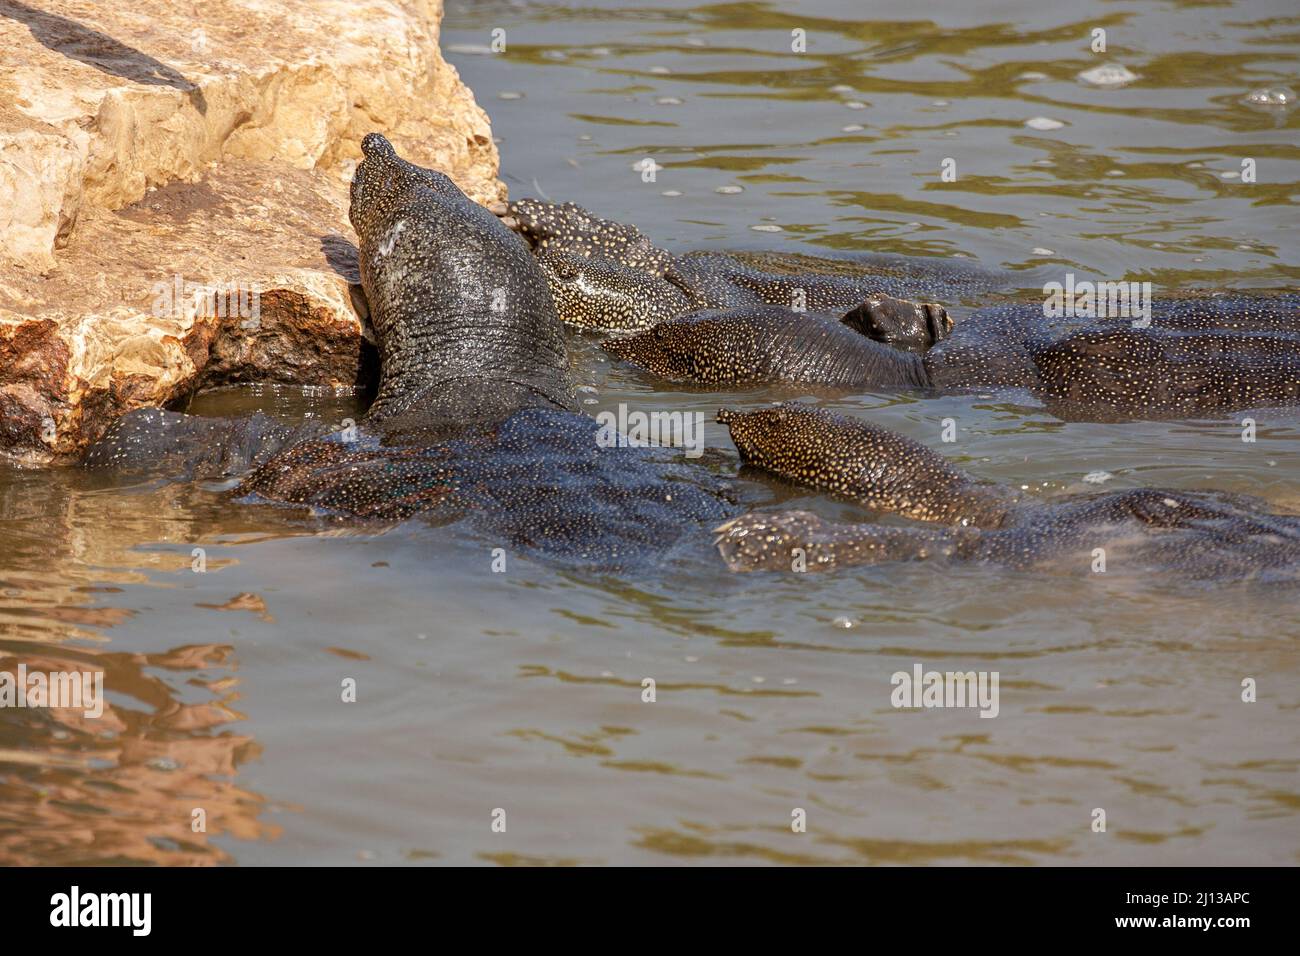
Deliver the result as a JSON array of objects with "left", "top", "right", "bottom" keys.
[{"left": 80, "top": 136, "right": 1300, "bottom": 581}]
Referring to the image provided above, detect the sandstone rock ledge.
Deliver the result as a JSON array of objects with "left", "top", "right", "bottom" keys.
[{"left": 0, "top": 0, "right": 504, "bottom": 463}]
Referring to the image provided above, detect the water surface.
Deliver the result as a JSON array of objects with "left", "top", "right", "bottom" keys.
[{"left": 1, "top": 0, "right": 1298, "bottom": 865}]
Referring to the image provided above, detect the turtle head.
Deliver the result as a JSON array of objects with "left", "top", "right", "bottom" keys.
[
  {"left": 537, "top": 249, "right": 695, "bottom": 332},
  {"left": 716, "top": 403, "right": 810, "bottom": 469},
  {"left": 503, "top": 198, "right": 675, "bottom": 274},
  {"left": 347, "top": 134, "right": 572, "bottom": 418},
  {"left": 601, "top": 318, "right": 713, "bottom": 379}
]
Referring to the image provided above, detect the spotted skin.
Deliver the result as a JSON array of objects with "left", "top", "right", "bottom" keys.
[
  {"left": 235, "top": 408, "right": 733, "bottom": 568},
  {"left": 539, "top": 243, "right": 957, "bottom": 350},
  {"left": 604, "top": 307, "right": 930, "bottom": 390},
  {"left": 928, "top": 294, "right": 1300, "bottom": 419},
  {"left": 718, "top": 404, "right": 1012, "bottom": 527},
  {"left": 602, "top": 292, "right": 1300, "bottom": 421},
  {"left": 1032, "top": 325, "right": 1300, "bottom": 421},
  {"left": 82, "top": 409, "right": 328, "bottom": 478},
  {"left": 505, "top": 198, "right": 676, "bottom": 274},
  {"left": 714, "top": 493, "right": 1300, "bottom": 581},
  {"left": 669, "top": 249, "right": 960, "bottom": 335},
  {"left": 715, "top": 403, "right": 1300, "bottom": 581},
  {"left": 538, "top": 248, "right": 694, "bottom": 332}
]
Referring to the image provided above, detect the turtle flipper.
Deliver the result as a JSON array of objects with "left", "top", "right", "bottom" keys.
[{"left": 82, "top": 408, "right": 326, "bottom": 481}]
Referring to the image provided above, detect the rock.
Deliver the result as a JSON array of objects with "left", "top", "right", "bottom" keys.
[
  {"left": 0, "top": 0, "right": 503, "bottom": 463},
  {"left": 1, "top": 160, "right": 376, "bottom": 461}
]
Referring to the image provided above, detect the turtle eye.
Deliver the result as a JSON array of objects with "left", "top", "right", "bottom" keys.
[{"left": 552, "top": 257, "right": 579, "bottom": 281}]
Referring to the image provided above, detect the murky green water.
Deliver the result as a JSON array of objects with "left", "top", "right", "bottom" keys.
[{"left": 2, "top": 0, "right": 1298, "bottom": 865}]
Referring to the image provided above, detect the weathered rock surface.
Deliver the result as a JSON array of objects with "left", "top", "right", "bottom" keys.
[{"left": 0, "top": 0, "right": 503, "bottom": 462}]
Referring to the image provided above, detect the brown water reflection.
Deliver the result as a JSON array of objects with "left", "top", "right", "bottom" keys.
[{"left": 0, "top": 640, "right": 275, "bottom": 865}]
